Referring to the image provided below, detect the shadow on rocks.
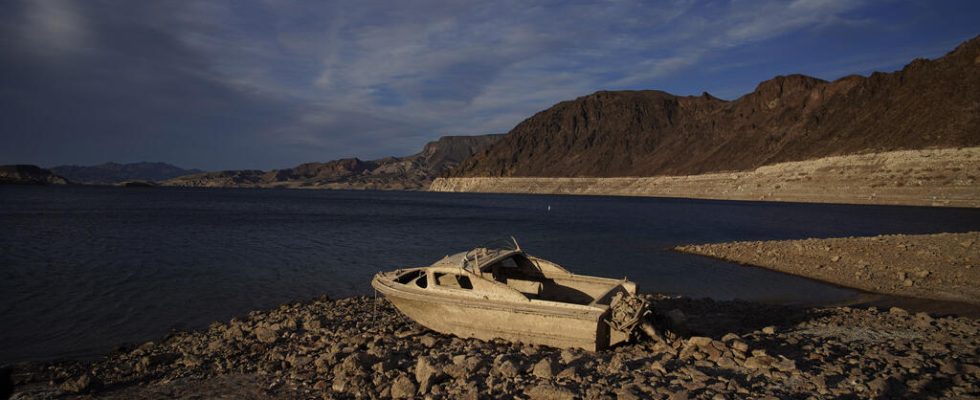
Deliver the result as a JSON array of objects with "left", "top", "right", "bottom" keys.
[{"left": 651, "top": 296, "right": 809, "bottom": 339}]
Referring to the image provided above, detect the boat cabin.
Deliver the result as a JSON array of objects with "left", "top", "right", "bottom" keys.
[{"left": 392, "top": 248, "right": 635, "bottom": 308}]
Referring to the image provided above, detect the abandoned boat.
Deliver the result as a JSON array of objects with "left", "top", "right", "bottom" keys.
[{"left": 371, "top": 239, "right": 653, "bottom": 351}]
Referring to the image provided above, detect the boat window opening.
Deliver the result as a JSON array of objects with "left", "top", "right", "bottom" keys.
[
  {"left": 484, "top": 255, "right": 544, "bottom": 283},
  {"left": 434, "top": 273, "right": 473, "bottom": 290},
  {"left": 396, "top": 270, "right": 424, "bottom": 284},
  {"left": 458, "top": 276, "right": 473, "bottom": 289},
  {"left": 415, "top": 274, "right": 428, "bottom": 288},
  {"left": 483, "top": 256, "right": 527, "bottom": 283}
]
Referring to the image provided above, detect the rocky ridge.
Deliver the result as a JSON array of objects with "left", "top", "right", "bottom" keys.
[
  {"left": 50, "top": 162, "right": 202, "bottom": 185},
  {"left": 9, "top": 296, "right": 979, "bottom": 399},
  {"left": 451, "top": 36, "right": 980, "bottom": 178},
  {"left": 163, "top": 134, "right": 502, "bottom": 190},
  {"left": 0, "top": 165, "right": 70, "bottom": 185}
]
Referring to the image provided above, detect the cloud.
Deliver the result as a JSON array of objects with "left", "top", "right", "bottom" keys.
[
  {"left": 1, "top": 0, "right": 971, "bottom": 169},
  {"left": 17, "top": 0, "right": 92, "bottom": 56}
]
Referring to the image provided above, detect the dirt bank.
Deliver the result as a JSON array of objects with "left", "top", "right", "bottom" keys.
[
  {"left": 9, "top": 295, "right": 979, "bottom": 399},
  {"left": 676, "top": 232, "right": 980, "bottom": 306},
  {"left": 430, "top": 147, "right": 980, "bottom": 207}
]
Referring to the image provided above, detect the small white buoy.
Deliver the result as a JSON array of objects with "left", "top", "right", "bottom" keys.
[{"left": 547, "top": 205, "right": 551, "bottom": 211}]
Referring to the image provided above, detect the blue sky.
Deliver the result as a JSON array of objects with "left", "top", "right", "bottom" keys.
[{"left": 1, "top": 0, "right": 978, "bottom": 170}]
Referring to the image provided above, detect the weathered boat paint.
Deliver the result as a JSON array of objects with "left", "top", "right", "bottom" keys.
[{"left": 372, "top": 240, "right": 650, "bottom": 351}]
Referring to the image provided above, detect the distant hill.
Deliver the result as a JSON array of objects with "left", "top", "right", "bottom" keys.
[
  {"left": 163, "top": 134, "right": 503, "bottom": 189},
  {"left": 450, "top": 36, "right": 980, "bottom": 178},
  {"left": 50, "top": 162, "right": 202, "bottom": 185},
  {"left": 0, "top": 165, "right": 70, "bottom": 185}
]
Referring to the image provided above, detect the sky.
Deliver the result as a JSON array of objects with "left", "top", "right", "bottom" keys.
[{"left": 1, "top": 0, "right": 978, "bottom": 170}]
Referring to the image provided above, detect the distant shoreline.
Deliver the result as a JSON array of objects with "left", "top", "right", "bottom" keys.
[
  {"left": 431, "top": 147, "right": 980, "bottom": 208},
  {"left": 675, "top": 232, "right": 980, "bottom": 307}
]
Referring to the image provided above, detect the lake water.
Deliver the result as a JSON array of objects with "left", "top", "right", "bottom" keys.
[{"left": 3, "top": 185, "right": 980, "bottom": 363}]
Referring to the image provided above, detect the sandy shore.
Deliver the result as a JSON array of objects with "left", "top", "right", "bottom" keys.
[
  {"left": 8, "top": 294, "right": 979, "bottom": 399},
  {"left": 431, "top": 147, "right": 980, "bottom": 208},
  {"left": 675, "top": 232, "right": 980, "bottom": 306}
]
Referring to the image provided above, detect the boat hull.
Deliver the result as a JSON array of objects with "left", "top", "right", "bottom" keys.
[{"left": 373, "top": 276, "right": 612, "bottom": 351}]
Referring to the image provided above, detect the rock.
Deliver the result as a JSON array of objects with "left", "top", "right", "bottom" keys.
[
  {"left": 390, "top": 374, "right": 418, "bottom": 399},
  {"left": 743, "top": 356, "right": 775, "bottom": 370},
  {"left": 334, "top": 353, "right": 370, "bottom": 378},
  {"left": 716, "top": 355, "right": 738, "bottom": 369},
  {"left": 415, "top": 356, "right": 443, "bottom": 393},
  {"left": 668, "top": 390, "right": 690, "bottom": 400},
  {"left": 254, "top": 326, "right": 279, "bottom": 343},
  {"left": 731, "top": 341, "right": 749, "bottom": 353},
  {"left": 772, "top": 357, "right": 796, "bottom": 372},
  {"left": 556, "top": 365, "right": 581, "bottom": 382},
  {"left": 939, "top": 360, "right": 959, "bottom": 375},
  {"left": 867, "top": 377, "right": 889, "bottom": 396},
  {"left": 179, "top": 355, "right": 202, "bottom": 368},
  {"left": 526, "top": 383, "right": 575, "bottom": 400},
  {"left": 419, "top": 335, "right": 438, "bottom": 347},
  {"left": 889, "top": 307, "right": 909, "bottom": 316},
  {"left": 606, "top": 354, "right": 628, "bottom": 371},
  {"left": 616, "top": 386, "right": 643, "bottom": 400},
  {"left": 720, "top": 333, "right": 740, "bottom": 342},
  {"left": 223, "top": 325, "right": 244, "bottom": 340},
  {"left": 650, "top": 361, "right": 667, "bottom": 374},
  {"left": 532, "top": 357, "right": 559, "bottom": 379},
  {"left": 560, "top": 349, "right": 579, "bottom": 365},
  {"left": 59, "top": 374, "right": 94, "bottom": 394},
  {"left": 283, "top": 316, "right": 299, "bottom": 331},
  {"left": 461, "top": 355, "right": 487, "bottom": 373},
  {"left": 494, "top": 358, "right": 521, "bottom": 378},
  {"left": 761, "top": 326, "right": 776, "bottom": 334},
  {"left": 206, "top": 338, "right": 224, "bottom": 353},
  {"left": 303, "top": 317, "right": 325, "bottom": 331},
  {"left": 831, "top": 255, "right": 841, "bottom": 262},
  {"left": 686, "top": 336, "right": 713, "bottom": 348},
  {"left": 331, "top": 377, "right": 348, "bottom": 393}
]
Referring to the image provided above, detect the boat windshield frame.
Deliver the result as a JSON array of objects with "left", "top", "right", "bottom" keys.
[{"left": 461, "top": 237, "right": 522, "bottom": 274}]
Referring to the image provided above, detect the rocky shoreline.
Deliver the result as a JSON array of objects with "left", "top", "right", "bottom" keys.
[
  {"left": 9, "top": 294, "right": 979, "bottom": 399},
  {"left": 675, "top": 232, "right": 980, "bottom": 306},
  {"left": 431, "top": 147, "right": 980, "bottom": 208}
]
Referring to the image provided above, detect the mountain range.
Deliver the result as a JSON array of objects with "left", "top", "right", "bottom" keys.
[
  {"left": 5, "top": 36, "right": 978, "bottom": 195},
  {"left": 450, "top": 36, "right": 979, "bottom": 177},
  {"left": 0, "top": 165, "right": 70, "bottom": 185},
  {"left": 161, "top": 134, "right": 503, "bottom": 189},
  {"left": 50, "top": 162, "right": 203, "bottom": 185}
]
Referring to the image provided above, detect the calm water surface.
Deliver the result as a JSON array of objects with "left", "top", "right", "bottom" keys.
[{"left": 3, "top": 185, "right": 980, "bottom": 363}]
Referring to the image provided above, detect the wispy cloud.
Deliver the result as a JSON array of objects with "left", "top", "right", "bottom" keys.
[
  {"left": 1, "top": 0, "right": 975, "bottom": 169},
  {"left": 17, "top": 0, "right": 92, "bottom": 56}
]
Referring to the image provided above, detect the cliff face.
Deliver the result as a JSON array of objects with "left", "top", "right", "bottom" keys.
[
  {"left": 0, "top": 165, "right": 70, "bottom": 185},
  {"left": 163, "top": 134, "right": 503, "bottom": 189},
  {"left": 451, "top": 36, "right": 980, "bottom": 177},
  {"left": 50, "top": 162, "right": 203, "bottom": 184}
]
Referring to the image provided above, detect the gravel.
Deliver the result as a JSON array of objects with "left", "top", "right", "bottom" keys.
[{"left": 8, "top": 294, "right": 979, "bottom": 399}]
